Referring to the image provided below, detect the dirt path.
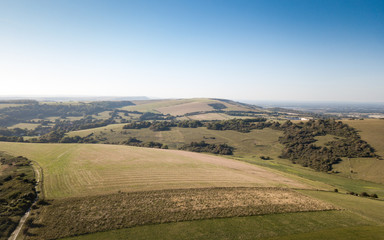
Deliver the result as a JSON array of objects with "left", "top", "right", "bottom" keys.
[{"left": 8, "top": 162, "right": 41, "bottom": 240}]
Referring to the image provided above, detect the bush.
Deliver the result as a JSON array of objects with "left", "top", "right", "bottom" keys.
[
  {"left": 360, "top": 192, "right": 369, "bottom": 197},
  {"left": 180, "top": 141, "right": 234, "bottom": 155},
  {"left": 370, "top": 193, "right": 378, "bottom": 198},
  {"left": 25, "top": 218, "right": 34, "bottom": 227},
  {"left": 3, "top": 175, "right": 12, "bottom": 181},
  {"left": 37, "top": 199, "right": 50, "bottom": 206}
]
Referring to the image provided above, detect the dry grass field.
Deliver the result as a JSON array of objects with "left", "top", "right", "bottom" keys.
[
  {"left": 120, "top": 98, "right": 262, "bottom": 115},
  {"left": 0, "top": 104, "right": 26, "bottom": 109},
  {"left": 186, "top": 112, "right": 233, "bottom": 120},
  {"left": 58, "top": 189, "right": 384, "bottom": 240},
  {"left": 121, "top": 99, "right": 203, "bottom": 112},
  {"left": 157, "top": 101, "right": 216, "bottom": 115},
  {"left": 9, "top": 123, "right": 40, "bottom": 130},
  {"left": 25, "top": 187, "right": 336, "bottom": 239},
  {"left": 0, "top": 142, "right": 311, "bottom": 199}
]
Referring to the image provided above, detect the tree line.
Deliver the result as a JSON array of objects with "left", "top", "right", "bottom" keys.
[
  {"left": 179, "top": 141, "right": 234, "bottom": 155},
  {"left": 0, "top": 101, "right": 134, "bottom": 127},
  {"left": 121, "top": 137, "right": 168, "bottom": 149}
]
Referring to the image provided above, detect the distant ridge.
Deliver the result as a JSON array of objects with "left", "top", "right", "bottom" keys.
[
  {"left": 212, "top": 98, "right": 262, "bottom": 109},
  {"left": 0, "top": 96, "right": 150, "bottom": 102}
]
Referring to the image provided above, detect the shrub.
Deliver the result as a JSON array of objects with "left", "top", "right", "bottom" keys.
[
  {"left": 370, "top": 193, "right": 378, "bottom": 198},
  {"left": 360, "top": 192, "right": 369, "bottom": 197},
  {"left": 37, "top": 199, "right": 50, "bottom": 206},
  {"left": 25, "top": 218, "right": 34, "bottom": 227},
  {"left": 4, "top": 175, "right": 12, "bottom": 181}
]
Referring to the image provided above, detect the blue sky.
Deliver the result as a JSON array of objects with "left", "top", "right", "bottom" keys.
[{"left": 1, "top": 0, "right": 383, "bottom": 102}]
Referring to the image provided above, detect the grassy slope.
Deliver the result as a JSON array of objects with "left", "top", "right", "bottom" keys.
[
  {"left": 3, "top": 117, "right": 384, "bottom": 239},
  {"left": 121, "top": 99, "right": 208, "bottom": 113},
  {"left": 121, "top": 98, "right": 262, "bottom": 115},
  {"left": 63, "top": 190, "right": 384, "bottom": 240},
  {"left": 67, "top": 125, "right": 284, "bottom": 158},
  {"left": 242, "top": 156, "right": 384, "bottom": 197},
  {"left": 63, "top": 211, "right": 375, "bottom": 240},
  {"left": 66, "top": 122, "right": 384, "bottom": 187},
  {"left": 344, "top": 119, "right": 384, "bottom": 156},
  {"left": 65, "top": 123, "right": 384, "bottom": 194},
  {"left": 9, "top": 123, "right": 40, "bottom": 130},
  {"left": 329, "top": 119, "right": 384, "bottom": 184},
  {"left": 0, "top": 142, "right": 310, "bottom": 199},
  {"left": 0, "top": 155, "right": 36, "bottom": 240}
]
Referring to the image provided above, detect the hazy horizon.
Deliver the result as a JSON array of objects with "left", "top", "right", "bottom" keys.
[
  {"left": 1, "top": 0, "right": 383, "bottom": 102},
  {"left": 1, "top": 94, "right": 384, "bottom": 106}
]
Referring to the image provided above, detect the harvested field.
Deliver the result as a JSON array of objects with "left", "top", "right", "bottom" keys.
[
  {"left": 157, "top": 101, "right": 215, "bottom": 115},
  {"left": 186, "top": 112, "right": 232, "bottom": 120},
  {"left": 9, "top": 123, "right": 40, "bottom": 130},
  {"left": 25, "top": 187, "right": 336, "bottom": 239},
  {"left": 0, "top": 142, "right": 311, "bottom": 199}
]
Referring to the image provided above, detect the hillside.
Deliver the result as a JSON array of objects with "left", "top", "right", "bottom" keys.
[
  {"left": 329, "top": 119, "right": 384, "bottom": 184},
  {"left": 119, "top": 98, "right": 269, "bottom": 120},
  {"left": 0, "top": 142, "right": 342, "bottom": 239},
  {"left": 1, "top": 101, "right": 384, "bottom": 240},
  {"left": 1, "top": 141, "right": 382, "bottom": 240},
  {"left": 0, "top": 142, "right": 310, "bottom": 199}
]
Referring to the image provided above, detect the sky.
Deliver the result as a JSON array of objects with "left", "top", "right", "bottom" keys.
[{"left": 1, "top": 0, "right": 383, "bottom": 102}]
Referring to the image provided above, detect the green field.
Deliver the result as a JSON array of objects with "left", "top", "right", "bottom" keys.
[
  {"left": 63, "top": 211, "right": 377, "bottom": 240},
  {"left": 241, "top": 155, "right": 384, "bottom": 197}
]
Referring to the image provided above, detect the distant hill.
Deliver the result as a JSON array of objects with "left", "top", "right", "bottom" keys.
[
  {"left": 0, "top": 96, "right": 150, "bottom": 102},
  {"left": 120, "top": 98, "right": 270, "bottom": 120}
]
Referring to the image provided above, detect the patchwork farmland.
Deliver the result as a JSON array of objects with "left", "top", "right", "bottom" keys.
[{"left": 1, "top": 99, "right": 384, "bottom": 240}]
